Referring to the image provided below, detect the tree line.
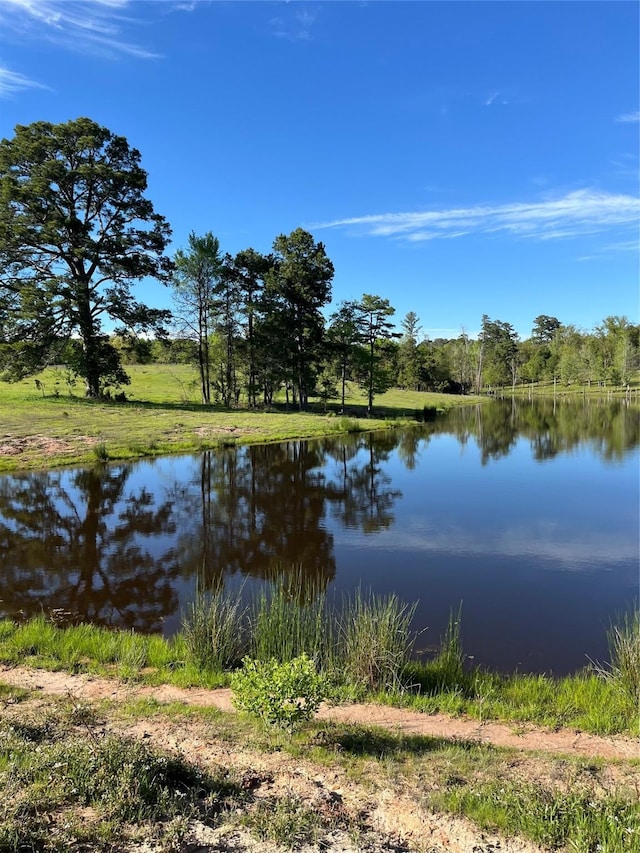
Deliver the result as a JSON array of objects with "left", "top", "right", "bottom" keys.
[{"left": 0, "top": 117, "right": 637, "bottom": 406}]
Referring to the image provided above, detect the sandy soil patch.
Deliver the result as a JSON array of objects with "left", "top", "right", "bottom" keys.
[
  {"left": 1, "top": 665, "right": 636, "bottom": 761},
  {"left": 0, "top": 434, "right": 87, "bottom": 457}
]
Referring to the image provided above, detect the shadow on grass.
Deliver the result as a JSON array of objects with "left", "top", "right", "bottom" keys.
[
  {"left": 42, "top": 394, "right": 235, "bottom": 415},
  {"left": 314, "top": 723, "right": 486, "bottom": 758},
  {"left": 41, "top": 394, "right": 441, "bottom": 422}
]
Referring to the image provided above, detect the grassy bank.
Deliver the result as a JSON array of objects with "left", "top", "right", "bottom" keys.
[
  {"left": 1, "top": 591, "right": 638, "bottom": 737},
  {"left": 0, "top": 365, "right": 482, "bottom": 473}
]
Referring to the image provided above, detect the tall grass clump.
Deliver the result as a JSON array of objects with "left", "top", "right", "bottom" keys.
[
  {"left": 337, "top": 416, "right": 362, "bottom": 434},
  {"left": 92, "top": 441, "right": 109, "bottom": 461},
  {"left": 436, "top": 781, "right": 640, "bottom": 851},
  {"left": 419, "top": 606, "right": 467, "bottom": 694},
  {"left": 182, "top": 585, "right": 247, "bottom": 672},
  {"left": 250, "top": 570, "right": 329, "bottom": 667},
  {"left": 593, "top": 608, "right": 640, "bottom": 715},
  {"left": 340, "top": 589, "right": 417, "bottom": 693}
]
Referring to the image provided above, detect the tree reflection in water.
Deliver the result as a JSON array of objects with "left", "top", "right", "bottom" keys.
[
  {"left": 0, "top": 397, "right": 636, "bottom": 634},
  {"left": 0, "top": 465, "right": 178, "bottom": 631}
]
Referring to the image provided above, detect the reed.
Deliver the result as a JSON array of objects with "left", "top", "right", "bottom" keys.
[
  {"left": 593, "top": 607, "right": 640, "bottom": 716},
  {"left": 182, "top": 584, "right": 247, "bottom": 672},
  {"left": 250, "top": 569, "right": 330, "bottom": 667},
  {"left": 339, "top": 589, "right": 417, "bottom": 692}
]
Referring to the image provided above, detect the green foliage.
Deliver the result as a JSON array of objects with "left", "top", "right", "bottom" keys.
[
  {"left": 231, "top": 654, "right": 327, "bottom": 729},
  {"left": 409, "top": 607, "right": 467, "bottom": 695},
  {"left": 479, "top": 315, "right": 520, "bottom": 389},
  {"left": 171, "top": 231, "right": 226, "bottom": 405},
  {"left": 0, "top": 117, "right": 172, "bottom": 398},
  {"left": 336, "top": 416, "right": 363, "bottom": 433},
  {"left": 0, "top": 711, "right": 237, "bottom": 852},
  {"left": 264, "top": 228, "right": 334, "bottom": 410},
  {"left": 92, "top": 441, "right": 109, "bottom": 462},
  {"left": 436, "top": 781, "right": 640, "bottom": 851},
  {"left": 327, "top": 300, "right": 361, "bottom": 407},
  {"left": 1, "top": 607, "right": 639, "bottom": 734},
  {"left": 242, "top": 796, "right": 321, "bottom": 849},
  {"left": 353, "top": 293, "right": 398, "bottom": 413}
]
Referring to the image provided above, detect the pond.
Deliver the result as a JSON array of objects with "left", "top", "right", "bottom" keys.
[{"left": 0, "top": 398, "right": 638, "bottom": 675}]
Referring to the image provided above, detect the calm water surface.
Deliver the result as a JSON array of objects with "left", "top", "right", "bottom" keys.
[{"left": 1, "top": 398, "right": 638, "bottom": 674}]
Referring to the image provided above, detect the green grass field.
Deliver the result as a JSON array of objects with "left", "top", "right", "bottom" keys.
[
  {"left": 0, "top": 365, "right": 483, "bottom": 473},
  {"left": 508, "top": 373, "right": 640, "bottom": 398}
]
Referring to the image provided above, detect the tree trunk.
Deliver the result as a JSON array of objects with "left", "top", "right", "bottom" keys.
[
  {"left": 367, "top": 339, "right": 374, "bottom": 414},
  {"left": 78, "top": 289, "right": 101, "bottom": 398},
  {"left": 198, "top": 339, "right": 210, "bottom": 404}
]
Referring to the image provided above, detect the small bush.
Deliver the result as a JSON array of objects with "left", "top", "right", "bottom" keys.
[
  {"left": 337, "top": 417, "right": 362, "bottom": 433},
  {"left": 242, "top": 797, "right": 321, "bottom": 849},
  {"left": 231, "top": 654, "right": 327, "bottom": 730}
]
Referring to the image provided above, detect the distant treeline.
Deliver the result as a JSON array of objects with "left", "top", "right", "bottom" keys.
[{"left": 103, "top": 309, "right": 639, "bottom": 403}]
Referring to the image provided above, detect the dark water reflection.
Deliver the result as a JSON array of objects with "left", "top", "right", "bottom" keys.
[{"left": 1, "top": 398, "right": 638, "bottom": 674}]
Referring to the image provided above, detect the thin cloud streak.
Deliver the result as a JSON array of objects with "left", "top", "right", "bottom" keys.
[
  {"left": 315, "top": 190, "right": 640, "bottom": 243},
  {"left": 616, "top": 111, "right": 640, "bottom": 123},
  {"left": 0, "top": 0, "right": 160, "bottom": 59},
  {"left": 0, "top": 64, "right": 47, "bottom": 95}
]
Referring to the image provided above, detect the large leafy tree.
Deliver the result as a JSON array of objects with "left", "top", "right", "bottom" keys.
[
  {"left": 0, "top": 117, "right": 173, "bottom": 397},
  {"left": 479, "top": 315, "right": 520, "bottom": 389}
]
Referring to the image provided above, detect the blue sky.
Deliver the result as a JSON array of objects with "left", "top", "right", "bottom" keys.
[{"left": 0, "top": 0, "right": 638, "bottom": 339}]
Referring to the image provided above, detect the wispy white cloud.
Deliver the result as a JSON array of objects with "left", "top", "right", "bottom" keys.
[
  {"left": 314, "top": 190, "right": 640, "bottom": 244},
  {"left": 577, "top": 238, "right": 639, "bottom": 261},
  {"left": 269, "top": 5, "right": 319, "bottom": 41},
  {"left": 484, "top": 90, "right": 508, "bottom": 107},
  {"left": 616, "top": 111, "right": 640, "bottom": 123},
  {"left": 0, "top": 64, "right": 47, "bottom": 95},
  {"left": 0, "top": 0, "right": 161, "bottom": 60}
]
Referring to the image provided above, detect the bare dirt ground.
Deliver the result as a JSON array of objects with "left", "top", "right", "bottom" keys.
[
  {"left": 0, "top": 434, "right": 88, "bottom": 458},
  {"left": 1, "top": 665, "right": 638, "bottom": 853},
  {"left": 1, "top": 665, "right": 636, "bottom": 761}
]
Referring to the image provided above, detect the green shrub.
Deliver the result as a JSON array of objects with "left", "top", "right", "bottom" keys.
[
  {"left": 242, "top": 797, "right": 321, "bottom": 849},
  {"left": 231, "top": 654, "right": 327, "bottom": 730}
]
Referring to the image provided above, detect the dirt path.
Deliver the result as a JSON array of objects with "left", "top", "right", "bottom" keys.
[
  {"left": 2, "top": 664, "right": 640, "bottom": 853},
  {"left": 1, "top": 664, "right": 637, "bottom": 760}
]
